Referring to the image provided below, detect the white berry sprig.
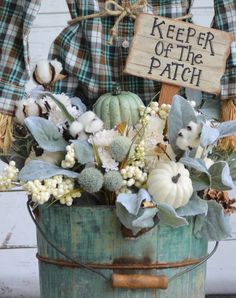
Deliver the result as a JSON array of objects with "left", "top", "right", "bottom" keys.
[
  {"left": 61, "top": 144, "right": 76, "bottom": 169},
  {"left": 0, "top": 161, "right": 19, "bottom": 191}
]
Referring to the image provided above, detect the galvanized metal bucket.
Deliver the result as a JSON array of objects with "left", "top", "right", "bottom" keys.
[{"left": 35, "top": 204, "right": 208, "bottom": 298}]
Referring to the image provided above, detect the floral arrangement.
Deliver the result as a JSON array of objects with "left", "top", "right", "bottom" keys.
[{"left": 1, "top": 60, "right": 236, "bottom": 240}]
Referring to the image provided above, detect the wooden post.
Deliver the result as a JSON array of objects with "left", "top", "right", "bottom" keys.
[{"left": 159, "top": 83, "right": 180, "bottom": 105}]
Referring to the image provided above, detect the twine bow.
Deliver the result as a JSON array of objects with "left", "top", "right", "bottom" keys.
[{"left": 68, "top": 0, "right": 148, "bottom": 45}]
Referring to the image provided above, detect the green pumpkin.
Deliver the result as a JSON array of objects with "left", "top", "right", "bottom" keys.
[{"left": 93, "top": 86, "right": 144, "bottom": 129}]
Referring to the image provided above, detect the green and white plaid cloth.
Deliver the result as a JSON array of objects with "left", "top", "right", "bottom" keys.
[
  {"left": 0, "top": 0, "right": 235, "bottom": 115},
  {"left": 0, "top": 0, "right": 41, "bottom": 115}
]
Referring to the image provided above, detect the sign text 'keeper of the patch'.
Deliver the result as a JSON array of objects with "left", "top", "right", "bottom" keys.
[{"left": 124, "top": 14, "right": 233, "bottom": 94}]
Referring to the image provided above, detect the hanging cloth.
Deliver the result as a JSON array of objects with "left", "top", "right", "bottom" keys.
[{"left": 49, "top": 0, "right": 193, "bottom": 108}]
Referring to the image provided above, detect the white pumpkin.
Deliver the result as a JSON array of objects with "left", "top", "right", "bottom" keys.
[{"left": 147, "top": 161, "right": 193, "bottom": 209}]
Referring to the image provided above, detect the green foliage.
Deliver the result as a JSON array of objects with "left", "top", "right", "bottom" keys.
[
  {"left": 176, "top": 192, "right": 208, "bottom": 217},
  {"left": 209, "top": 161, "right": 234, "bottom": 191},
  {"left": 210, "top": 149, "right": 236, "bottom": 181},
  {"left": 157, "top": 203, "right": 188, "bottom": 228},
  {"left": 116, "top": 189, "right": 158, "bottom": 236},
  {"left": 78, "top": 167, "right": 104, "bottom": 193},
  {"left": 72, "top": 140, "right": 94, "bottom": 165},
  {"left": 25, "top": 117, "right": 68, "bottom": 152},
  {"left": 103, "top": 171, "right": 123, "bottom": 191},
  {"left": 194, "top": 200, "right": 232, "bottom": 241},
  {"left": 19, "top": 160, "right": 79, "bottom": 181}
]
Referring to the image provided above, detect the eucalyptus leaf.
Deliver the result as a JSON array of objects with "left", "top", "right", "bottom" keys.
[
  {"left": 209, "top": 161, "right": 234, "bottom": 190},
  {"left": 25, "top": 117, "right": 68, "bottom": 152},
  {"left": 168, "top": 95, "right": 197, "bottom": 155},
  {"left": 157, "top": 203, "right": 188, "bottom": 228},
  {"left": 176, "top": 192, "right": 208, "bottom": 217},
  {"left": 194, "top": 200, "right": 232, "bottom": 241},
  {"left": 19, "top": 160, "right": 79, "bottom": 181},
  {"left": 200, "top": 124, "right": 220, "bottom": 147},
  {"left": 217, "top": 120, "right": 236, "bottom": 139},
  {"left": 72, "top": 140, "right": 94, "bottom": 165}
]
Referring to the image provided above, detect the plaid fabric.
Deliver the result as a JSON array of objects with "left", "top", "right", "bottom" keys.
[
  {"left": 0, "top": 1, "right": 235, "bottom": 116},
  {"left": 202, "top": 0, "right": 236, "bottom": 101},
  {"left": 50, "top": 0, "right": 193, "bottom": 108},
  {"left": 0, "top": 0, "right": 41, "bottom": 115},
  {"left": 212, "top": 0, "right": 236, "bottom": 100}
]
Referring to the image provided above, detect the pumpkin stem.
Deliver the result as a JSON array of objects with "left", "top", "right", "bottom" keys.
[
  {"left": 112, "top": 83, "right": 121, "bottom": 96},
  {"left": 172, "top": 173, "right": 181, "bottom": 183}
]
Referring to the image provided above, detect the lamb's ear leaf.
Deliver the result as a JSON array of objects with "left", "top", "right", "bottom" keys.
[
  {"left": 19, "top": 160, "right": 79, "bottom": 181},
  {"left": 209, "top": 161, "right": 234, "bottom": 191},
  {"left": 157, "top": 203, "right": 188, "bottom": 228},
  {"left": 72, "top": 140, "right": 94, "bottom": 165},
  {"left": 25, "top": 117, "right": 68, "bottom": 152},
  {"left": 180, "top": 157, "right": 211, "bottom": 191},
  {"left": 194, "top": 200, "right": 232, "bottom": 241},
  {"left": 116, "top": 190, "right": 158, "bottom": 236},
  {"left": 217, "top": 120, "right": 236, "bottom": 139},
  {"left": 176, "top": 192, "right": 208, "bottom": 217},
  {"left": 199, "top": 98, "right": 220, "bottom": 120},
  {"left": 200, "top": 124, "right": 220, "bottom": 147}
]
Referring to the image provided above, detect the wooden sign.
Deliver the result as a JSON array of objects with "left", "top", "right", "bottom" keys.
[{"left": 124, "top": 14, "right": 233, "bottom": 94}]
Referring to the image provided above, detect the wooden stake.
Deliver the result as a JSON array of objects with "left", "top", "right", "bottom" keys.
[{"left": 159, "top": 83, "right": 180, "bottom": 105}]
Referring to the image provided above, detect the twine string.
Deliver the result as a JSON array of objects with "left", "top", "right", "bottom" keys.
[{"left": 68, "top": 0, "right": 148, "bottom": 45}]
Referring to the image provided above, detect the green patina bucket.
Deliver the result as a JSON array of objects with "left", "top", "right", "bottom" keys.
[{"left": 35, "top": 205, "right": 208, "bottom": 298}]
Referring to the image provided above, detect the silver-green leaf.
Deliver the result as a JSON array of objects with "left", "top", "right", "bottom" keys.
[
  {"left": 72, "top": 140, "right": 94, "bottom": 165},
  {"left": 25, "top": 117, "right": 68, "bottom": 152},
  {"left": 209, "top": 161, "right": 235, "bottom": 190},
  {"left": 157, "top": 203, "right": 188, "bottom": 228},
  {"left": 176, "top": 192, "right": 208, "bottom": 217},
  {"left": 194, "top": 200, "right": 232, "bottom": 241},
  {"left": 19, "top": 160, "right": 79, "bottom": 181}
]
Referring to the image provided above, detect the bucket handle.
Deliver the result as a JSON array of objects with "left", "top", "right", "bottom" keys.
[{"left": 112, "top": 274, "right": 168, "bottom": 289}]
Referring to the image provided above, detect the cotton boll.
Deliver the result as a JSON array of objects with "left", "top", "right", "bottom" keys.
[
  {"left": 84, "top": 117, "right": 104, "bottom": 133},
  {"left": 50, "top": 59, "right": 63, "bottom": 76},
  {"left": 176, "top": 121, "right": 201, "bottom": 150},
  {"left": 78, "top": 111, "right": 97, "bottom": 127},
  {"left": 33, "top": 59, "right": 64, "bottom": 87},
  {"left": 26, "top": 98, "right": 41, "bottom": 117},
  {"left": 78, "top": 111, "right": 104, "bottom": 133},
  {"left": 15, "top": 98, "right": 41, "bottom": 124},
  {"left": 176, "top": 134, "right": 192, "bottom": 150},
  {"left": 15, "top": 100, "right": 28, "bottom": 124},
  {"left": 33, "top": 61, "right": 53, "bottom": 85},
  {"left": 69, "top": 121, "right": 84, "bottom": 138}
]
